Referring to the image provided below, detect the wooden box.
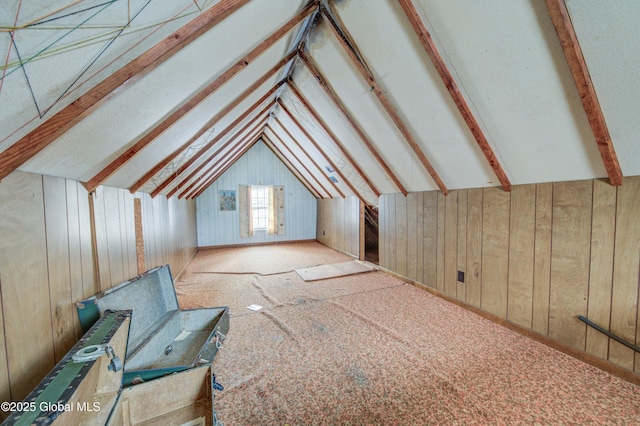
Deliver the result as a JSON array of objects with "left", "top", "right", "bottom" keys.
[
  {"left": 3, "top": 310, "right": 130, "bottom": 425},
  {"left": 3, "top": 310, "right": 220, "bottom": 425},
  {"left": 76, "top": 265, "right": 229, "bottom": 386}
]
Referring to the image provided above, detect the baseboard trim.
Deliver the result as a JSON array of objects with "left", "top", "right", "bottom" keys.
[{"left": 377, "top": 264, "right": 640, "bottom": 387}]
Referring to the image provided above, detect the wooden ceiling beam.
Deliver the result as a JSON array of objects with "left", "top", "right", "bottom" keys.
[
  {"left": 262, "top": 134, "right": 323, "bottom": 199},
  {"left": 86, "top": 23, "right": 301, "bottom": 193},
  {"left": 321, "top": 6, "right": 448, "bottom": 195},
  {"left": 149, "top": 85, "right": 280, "bottom": 197},
  {"left": 266, "top": 125, "right": 334, "bottom": 199},
  {"left": 0, "top": 0, "right": 250, "bottom": 182},
  {"left": 129, "top": 69, "right": 289, "bottom": 194},
  {"left": 299, "top": 51, "right": 408, "bottom": 196},
  {"left": 288, "top": 82, "right": 381, "bottom": 198},
  {"left": 545, "top": 0, "right": 622, "bottom": 186},
  {"left": 272, "top": 113, "right": 345, "bottom": 198},
  {"left": 158, "top": 102, "right": 272, "bottom": 198},
  {"left": 398, "top": 0, "right": 512, "bottom": 192},
  {"left": 189, "top": 132, "right": 263, "bottom": 199},
  {"left": 278, "top": 102, "right": 367, "bottom": 202},
  {"left": 177, "top": 120, "right": 266, "bottom": 199}
]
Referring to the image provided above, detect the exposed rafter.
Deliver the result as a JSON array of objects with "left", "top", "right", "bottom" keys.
[
  {"left": 397, "top": 0, "right": 512, "bottom": 192},
  {"left": 320, "top": 4, "right": 448, "bottom": 194},
  {"left": 190, "top": 132, "right": 264, "bottom": 199},
  {"left": 267, "top": 124, "right": 335, "bottom": 199},
  {"left": 287, "top": 82, "right": 381, "bottom": 198},
  {"left": 177, "top": 119, "right": 267, "bottom": 198},
  {"left": 129, "top": 63, "right": 291, "bottom": 194},
  {"left": 262, "top": 134, "right": 323, "bottom": 199},
  {"left": 84, "top": 2, "right": 314, "bottom": 192},
  {"left": 273, "top": 111, "right": 346, "bottom": 198},
  {"left": 299, "top": 52, "right": 408, "bottom": 196},
  {"left": 0, "top": 0, "right": 250, "bottom": 182},
  {"left": 545, "top": 0, "right": 623, "bottom": 186},
  {"left": 149, "top": 84, "right": 282, "bottom": 197},
  {"left": 171, "top": 116, "right": 268, "bottom": 198}
]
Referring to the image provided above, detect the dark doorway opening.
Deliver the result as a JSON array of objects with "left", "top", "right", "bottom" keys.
[{"left": 364, "top": 204, "right": 379, "bottom": 264}]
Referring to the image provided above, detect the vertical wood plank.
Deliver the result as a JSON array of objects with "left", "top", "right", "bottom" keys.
[
  {"left": 481, "top": 187, "right": 510, "bottom": 318},
  {"left": 532, "top": 183, "right": 552, "bottom": 335},
  {"left": 117, "top": 189, "right": 130, "bottom": 278},
  {"left": 586, "top": 179, "right": 616, "bottom": 359},
  {"left": 93, "top": 187, "right": 111, "bottom": 288},
  {"left": 65, "top": 180, "right": 84, "bottom": 341},
  {"left": 379, "top": 195, "right": 387, "bottom": 268},
  {"left": 415, "top": 192, "right": 424, "bottom": 284},
  {"left": 395, "top": 193, "right": 408, "bottom": 277},
  {"left": 436, "top": 192, "right": 446, "bottom": 293},
  {"left": 444, "top": 191, "right": 458, "bottom": 298},
  {"left": 388, "top": 193, "right": 397, "bottom": 272},
  {"left": 422, "top": 191, "right": 437, "bottom": 288},
  {"left": 77, "top": 185, "right": 96, "bottom": 299},
  {"left": 549, "top": 180, "right": 592, "bottom": 350},
  {"left": 466, "top": 188, "right": 483, "bottom": 308},
  {"left": 457, "top": 189, "right": 468, "bottom": 301},
  {"left": 43, "top": 176, "right": 76, "bottom": 362},
  {"left": 134, "top": 198, "right": 146, "bottom": 275},
  {"left": 0, "top": 171, "right": 55, "bottom": 400},
  {"left": 359, "top": 200, "right": 365, "bottom": 260},
  {"left": 104, "top": 187, "right": 125, "bottom": 285},
  {"left": 406, "top": 192, "right": 418, "bottom": 280},
  {"left": 507, "top": 184, "right": 536, "bottom": 329},
  {"left": 610, "top": 177, "right": 640, "bottom": 370},
  {"left": 0, "top": 275, "right": 9, "bottom": 412}
]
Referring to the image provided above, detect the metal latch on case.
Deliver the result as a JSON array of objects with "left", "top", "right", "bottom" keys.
[{"left": 72, "top": 344, "right": 123, "bottom": 372}]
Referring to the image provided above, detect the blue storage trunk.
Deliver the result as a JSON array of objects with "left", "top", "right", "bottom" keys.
[{"left": 76, "top": 265, "right": 229, "bottom": 387}]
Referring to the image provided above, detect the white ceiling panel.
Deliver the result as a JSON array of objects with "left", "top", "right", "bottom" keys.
[
  {"left": 565, "top": 0, "right": 640, "bottom": 177},
  {"left": 333, "top": 0, "right": 500, "bottom": 189},
  {"left": 413, "top": 0, "right": 607, "bottom": 185},
  {"left": 0, "top": 0, "right": 212, "bottom": 153}
]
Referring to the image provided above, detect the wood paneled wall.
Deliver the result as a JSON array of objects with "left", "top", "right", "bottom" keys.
[
  {"left": 379, "top": 176, "right": 640, "bottom": 373},
  {"left": 0, "top": 170, "right": 197, "bottom": 408},
  {"left": 316, "top": 196, "right": 360, "bottom": 258}
]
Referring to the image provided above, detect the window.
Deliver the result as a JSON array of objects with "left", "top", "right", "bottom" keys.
[{"left": 251, "top": 186, "right": 269, "bottom": 231}]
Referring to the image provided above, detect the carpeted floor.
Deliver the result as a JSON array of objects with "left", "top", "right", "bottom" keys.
[{"left": 176, "top": 241, "right": 640, "bottom": 425}]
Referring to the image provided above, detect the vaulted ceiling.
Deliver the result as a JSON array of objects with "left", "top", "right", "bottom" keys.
[{"left": 1, "top": 0, "right": 638, "bottom": 206}]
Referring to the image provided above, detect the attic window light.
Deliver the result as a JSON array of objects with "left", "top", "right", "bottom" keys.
[{"left": 251, "top": 186, "right": 269, "bottom": 231}]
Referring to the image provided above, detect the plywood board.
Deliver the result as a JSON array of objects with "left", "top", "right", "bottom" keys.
[
  {"left": 0, "top": 275, "right": 10, "bottom": 414},
  {"left": 549, "top": 180, "right": 592, "bottom": 351},
  {"left": 610, "top": 177, "right": 640, "bottom": 370},
  {"left": 77, "top": 184, "right": 97, "bottom": 299},
  {"left": 481, "top": 187, "right": 510, "bottom": 318},
  {"left": 406, "top": 192, "right": 418, "bottom": 281},
  {"left": 586, "top": 179, "right": 616, "bottom": 359},
  {"left": 466, "top": 188, "right": 483, "bottom": 308},
  {"left": 444, "top": 191, "right": 458, "bottom": 298},
  {"left": 0, "top": 171, "right": 55, "bottom": 400},
  {"left": 295, "top": 261, "right": 375, "bottom": 281},
  {"left": 532, "top": 183, "right": 552, "bottom": 335},
  {"left": 422, "top": 191, "right": 437, "bottom": 288},
  {"left": 388, "top": 193, "right": 397, "bottom": 272},
  {"left": 93, "top": 187, "right": 110, "bottom": 289},
  {"left": 507, "top": 184, "right": 535, "bottom": 329},
  {"left": 395, "top": 193, "right": 408, "bottom": 277},
  {"left": 65, "top": 180, "right": 85, "bottom": 341},
  {"left": 43, "top": 175, "right": 76, "bottom": 362},
  {"left": 436, "top": 192, "right": 446, "bottom": 293},
  {"left": 457, "top": 189, "right": 467, "bottom": 301},
  {"left": 415, "top": 192, "right": 425, "bottom": 284}
]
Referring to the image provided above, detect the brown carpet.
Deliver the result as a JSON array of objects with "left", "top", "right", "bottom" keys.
[{"left": 176, "top": 242, "right": 640, "bottom": 425}]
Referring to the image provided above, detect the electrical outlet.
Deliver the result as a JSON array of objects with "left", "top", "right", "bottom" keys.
[{"left": 457, "top": 271, "right": 465, "bottom": 283}]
